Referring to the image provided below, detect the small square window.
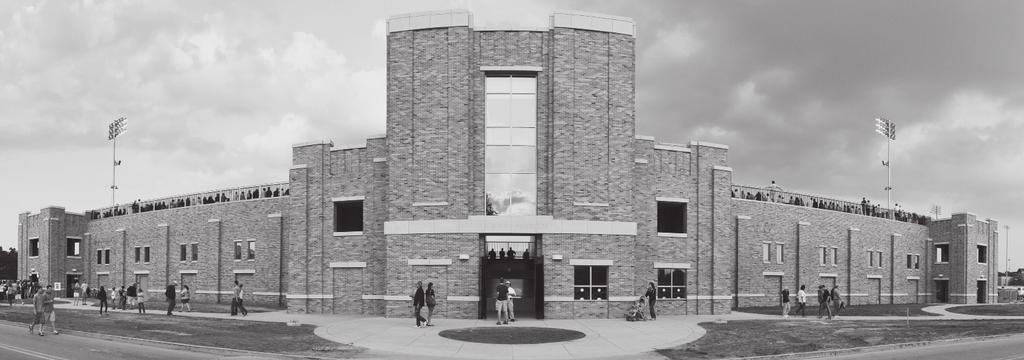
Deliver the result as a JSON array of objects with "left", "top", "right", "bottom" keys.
[
  {"left": 762, "top": 243, "right": 771, "bottom": 263},
  {"left": 66, "top": 238, "right": 81, "bottom": 257},
  {"left": 776, "top": 244, "right": 784, "bottom": 264},
  {"left": 247, "top": 241, "right": 256, "bottom": 260},
  {"left": 334, "top": 201, "right": 364, "bottom": 232},
  {"left": 97, "top": 250, "right": 103, "bottom": 265},
  {"left": 104, "top": 249, "right": 111, "bottom": 265},
  {"left": 234, "top": 241, "right": 242, "bottom": 260},
  {"left": 573, "top": 266, "right": 608, "bottom": 300},
  {"left": 180, "top": 244, "right": 188, "bottom": 261},
  {"left": 936, "top": 244, "right": 950, "bottom": 263},
  {"left": 657, "top": 201, "right": 687, "bottom": 234},
  {"left": 134, "top": 246, "right": 141, "bottom": 263},
  {"left": 191, "top": 243, "right": 198, "bottom": 261},
  {"left": 144, "top": 246, "right": 151, "bottom": 263}
]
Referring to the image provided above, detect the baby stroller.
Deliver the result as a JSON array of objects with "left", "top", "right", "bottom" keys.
[{"left": 626, "top": 296, "right": 649, "bottom": 321}]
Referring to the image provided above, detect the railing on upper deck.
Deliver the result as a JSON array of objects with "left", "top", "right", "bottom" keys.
[
  {"left": 90, "top": 181, "right": 289, "bottom": 220},
  {"left": 731, "top": 184, "right": 930, "bottom": 225}
]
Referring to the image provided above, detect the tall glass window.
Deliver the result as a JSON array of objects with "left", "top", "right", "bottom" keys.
[{"left": 485, "top": 76, "right": 537, "bottom": 216}]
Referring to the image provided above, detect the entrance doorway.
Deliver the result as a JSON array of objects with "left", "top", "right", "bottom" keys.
[
  {"left": 935, "top": 280, "right": 949, "bottom": 303},
  {"left": 65, "top": 274, "right": 80, "bottom": 298},
  {"left": 977, "top": 280, "right": 987, "bottom": 303},
  {"left": 135, "top": 274, "right": 150, "bottom": 293},
  {"left": 480, "top": 235, "right": 543, "bottom": 319}
]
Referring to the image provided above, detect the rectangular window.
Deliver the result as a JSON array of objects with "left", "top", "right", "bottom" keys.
[
  {"left": 485, "top": 75, "right": 537, "bottom": 216},
  {"left": 66, "top": 238, "right": 81, "bottom": 257},
  {"left": 573, "top": 266, "right": 608, "bottom": 300},
  {"left": 831, "top": 247, "right": 838, "bottom": 266},
  {"left": 907, "top": 254, "right": 913, "bottom": 269},
  {"left": 144, "top": 246, "right": 150, "bottom": 263},
  {"left": 936, "top": 244, "right": 950, "bottom": 263},
  {"left": 334, "top": 200, "right": 364, "bottom": 232},
  {"left": 191, "top": 243, "right": 198, "bottom": 261},
  {"left": 180, "top": 244, "right": 187, "bottom": 261},
  {"left": 776, "top": 243, "right": 784, "bottom": 264},
  {"left": 657, "top": 268, "right": 687, "bottom": 299},
  {"left": 977, "top": 245, "right": 987, "bottom": 263},
  {"left": 914, "top": 255, "right": 920, "bottom": 269},
  {"left": 762, "top": 243, "right": 771, "bottom": 263},
  {"left": 97, "top": 250, "right": 103, "bottom": 265},
  {"left": 820, "top": 247, "right": 827, "bottom": 266},
  {"left": 234, "top": 241, "right": 242, "bottom": 260},
  {"left": 134, "top": 246, "right": 141, "bottom": 263},
  {"left": 104, "top": 249, "right": 110, "bottom": 265},
  {"left": 657, "top": 201, "right": 688, "bottom": 234},
  {"left": 869, "top": 251, "right": 875, "bottom": 267},
  {"left": 247, "top": 240, "right": 256, "bottom": 260},
  {"left": 29, "top": 239, "right": 39, "bottom": 257}
]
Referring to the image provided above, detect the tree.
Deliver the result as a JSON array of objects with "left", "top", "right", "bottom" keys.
[{"left": 0, "top": 247, "right": 16, "bottom": 280}]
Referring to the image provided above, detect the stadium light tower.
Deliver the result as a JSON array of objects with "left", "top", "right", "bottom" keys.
[
  {"left": 875, "top": 117, "right": 895, "bottom": 219},
  {"left": 108, "top": 117, "right": 128, "bottom": 206}
]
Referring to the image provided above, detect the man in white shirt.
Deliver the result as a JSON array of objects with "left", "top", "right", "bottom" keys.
[
  {"left": 506, "top": 280, "right": 517, "bottom": 322},
  {"left": 795, "top": 284, "right": 808, "bottom": 317}
]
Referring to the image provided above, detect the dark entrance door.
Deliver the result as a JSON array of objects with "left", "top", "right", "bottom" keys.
[
  {"left": 935, "top": 280, "right": 949, "bottom": 303},
  {"left": 479, "top": 235, "right": 542, "bottom": 319},
  {"left": 65, "top": 274, "right": 80, "bottom": 298},
  {"left": 977, "top": 280, "right": 987, "bottom": 303}
]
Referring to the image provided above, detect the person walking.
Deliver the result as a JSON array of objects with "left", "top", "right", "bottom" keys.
[
  {"left": 230, "top": 281, "right": 240, "bottom": 316},
  {"left": 645, "top": 282, "right": 657, "bottom": 320},
  {"left": 495, "top": 278, "right": 509, "bottom": 325},
  {"left": 781, "top": 288, "right": 791, "bottom": 318},
  {"left": 179, "top": 285, "right": 192, "bottom": 312},
  {"left": 30, "top": 286, "right": 46, "bottom": 336},
  {"left": 505, "top": 280, "right": 516, "bottom": 322},
  {"left": 118, "top": 286, "right": 127, "bottom": 310},
  {"left": 795, "top": 285, "right": 807, "bottom": 317},
  {"left": 81, "top": 282, "right": 89, "bottom": 306},
  {"left": 425, "top": 282, "right": 437, "bottom": 326},
  {"left": 165, "top": 281, "right": 177, "bottom": 316},
  {"left": 97, "top": 286, "right": 109, "bottom": 315},
  {"left": 816, "top": 285, "right": 832, "bottom": 320},
  {"left": 411, "top": 281, "right": 427, "bottom": 328},
  {"left": 127, "top": 283, "right": 137, "bottom": 309},
  {"left": 6, "top": 282, "right": 14, "bottom": 306},
  {"left": 72, "top": 281, "right": 81, "bottom": 306},
  {"left": 830, "top": 285, "right": 844, "bottom": 319},
  {"left": 236, "top": 284, "right": 248, "bottom": 316},
  {"left": 136, "top": 288, "right": 147, "bottom": 314}
]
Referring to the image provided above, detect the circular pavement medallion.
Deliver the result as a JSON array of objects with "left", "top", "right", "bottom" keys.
[{"left": 438, "top": 326, "right": 586, "bottom": 344}]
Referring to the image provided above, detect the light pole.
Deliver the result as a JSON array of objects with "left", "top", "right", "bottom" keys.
[
  {"left": 108, "top": 117, "right": 128, "bottom": 206},
  {"left": 875, "top": 117, "right": 895, "bottom": 219},
  {"left": 1007, "top": 225, "right": 1011, "bottom": 274}
]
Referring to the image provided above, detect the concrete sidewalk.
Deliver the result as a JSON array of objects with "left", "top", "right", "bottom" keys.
[{"left": 40, "top": 300, "right": 1024, "bottom": 359}]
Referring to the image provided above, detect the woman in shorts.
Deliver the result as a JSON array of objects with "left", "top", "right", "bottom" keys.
[{"left": 179, "top": 285, "right": 192, "bottom": 312}]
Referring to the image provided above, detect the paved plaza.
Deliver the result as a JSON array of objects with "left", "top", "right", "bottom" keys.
[{"left": 29, "top": 301, "right": 1024, "bottom": 359}]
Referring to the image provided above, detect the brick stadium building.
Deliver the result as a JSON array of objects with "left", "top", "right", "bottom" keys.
[{"left": 17, "top": 10, "right": 1001, "bottom": 319}]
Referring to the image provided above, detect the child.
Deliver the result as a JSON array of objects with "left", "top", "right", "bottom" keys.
[
  {"left": 627, "top": 296, "right": 648, "bottom": 321},
  {"left": 137, "top": 289, "right": 147, "bottom": 314}
]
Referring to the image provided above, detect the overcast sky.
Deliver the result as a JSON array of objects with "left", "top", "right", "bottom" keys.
[{"left": 2, "top": 0, "right": 1023, "bottom": 269}]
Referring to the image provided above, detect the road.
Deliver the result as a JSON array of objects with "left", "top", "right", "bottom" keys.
[
  {"left": 820, "top": 334, "right": 1024, "bottom": 360},
  {"left": 0, "top": 322, "right": 278, "bottom": 360}
]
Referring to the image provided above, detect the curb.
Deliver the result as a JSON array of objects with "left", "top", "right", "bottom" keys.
[
  {"left": 0, "top": 319, "right": 345, "bottom": 360},
  {"left": 731, "top": 332, "right": 1024, "bottom": 360}
]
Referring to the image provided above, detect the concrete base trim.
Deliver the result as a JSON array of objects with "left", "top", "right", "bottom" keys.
[
  {"left": 232, "top": 269, "right": 256, "bottom": 274},
  {"left": 285, "top": 294, "right": 334, "bottom": 299},
  {"left": 691, "top": 295, "right": 732, "bottom": 300},
  {"left": 382, "top": 295, "right": 409, "bottom": 301},
  {"left": 446, "top": 296, "right": 479, "bottom": 301},
  {"left": 195, "top": 290, "right": 233, "bottom": 295},
  {"left": 95, "top": 271, "right": 110, "bottom": 275},
  {"left": 133, "top": 270, "right": 150, "bottom": 275},
  {"left": 179, "top": 270, "right": 198, "bottom": 274},
  {"left": 329, "top": 261, "right": 367, "bottom": 268},
  {"left": 546, "top": 296, "right": 575, "bottom": 301},
  {"left": 734, "top": 293, "right": 766, "bottom": 297},
  {"left": 867, "top": 275, "right": 883, "bottom": 279},
  {"left": 654, "top": 262, "right": 691, "bottom": 269},
  {"left": 907, "top": 276, "right": 921, "bottom": 280},
  {"left": 568, "top": 259, "right": 613, "bottom": 266},
  {"left": 252, "top": 292, "right": 283, "bottom": 296},
  {"left": 819, "top": 273, "right": 838, "bottom": 278},
  {"left": 361, "top": 295, "right": 384, "bottom": 300},
  {"left": 763, "top": 271, "right": 785, "bottom": 276},
  {"left": 333, "top": 231, "right": 364, "bottom": 237},
  {"left": 608, "top": 296, "right": 639, "bottom": 301}
]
